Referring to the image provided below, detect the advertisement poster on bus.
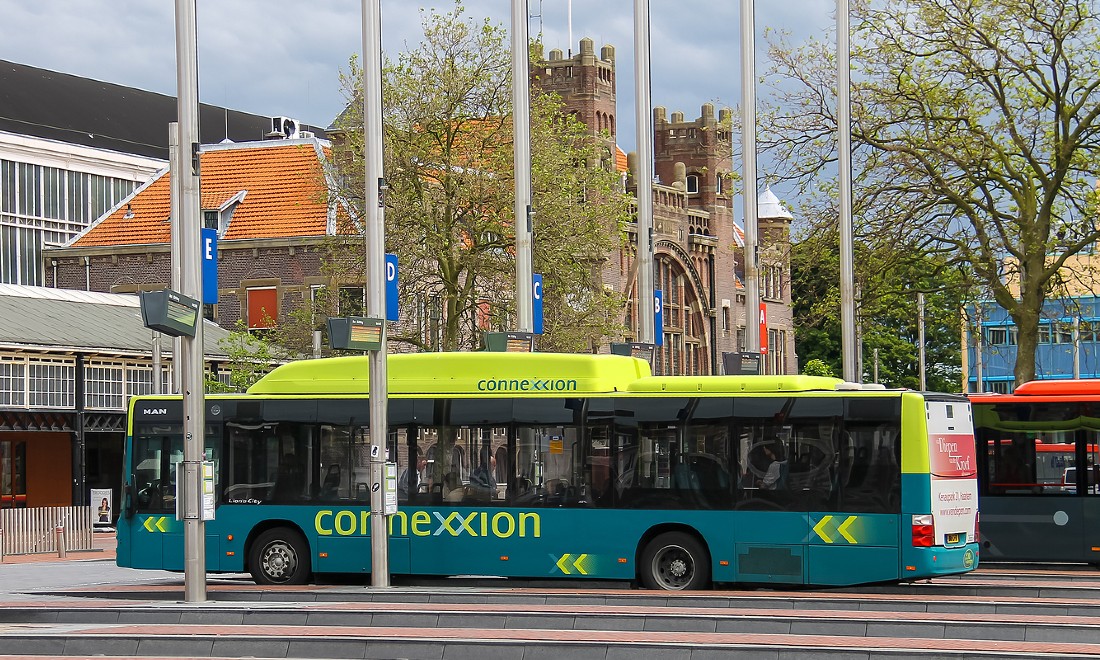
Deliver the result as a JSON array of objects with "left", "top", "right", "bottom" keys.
[{"left": 925, "top": 401, "right": 978, "bottom": 542}]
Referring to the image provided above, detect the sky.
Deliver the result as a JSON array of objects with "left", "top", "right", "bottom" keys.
[{"left": 2, "top": 0, "right": 833, "bottom": 199}]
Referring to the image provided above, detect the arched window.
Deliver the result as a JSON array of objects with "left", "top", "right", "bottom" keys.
[{"left": 686, "top": 174, "right": 700, "bottom": 194}]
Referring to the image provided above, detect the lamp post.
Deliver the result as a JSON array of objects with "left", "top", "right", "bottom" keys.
[
  {"left": 633, "top": 0, "right": 655, "bottom": 344},
  {"left": 362, "top": 0, "right": 390, "bottom": 588}
]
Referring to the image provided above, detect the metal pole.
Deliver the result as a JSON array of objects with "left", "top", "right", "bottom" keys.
[
  {"left": 975, "top": 306, "right": 984, "bottom": 393},
  {"left": 633, "top": 0, "right": 655, "bottom": 344},
  {"left": 168, "top": 123, "right": 182, "bottom": 394},
  {"left": 174, "top": 0, "right": 206, "bottom": 603},
  {"left": 873, "top": 347, "right": 879, "bottom": 384},
  {"left": 1074, "top": 316, "right": 1081, "bottom": 379},
  {"left": 740, "top": 0, "right": 760, "bottom": 355},
  {"left": 152, "top": 333, "right": 162, "bottom": 394},
  {"left": 512, "top": 0, "right": 534, "bottom": 332},
  {"left": 362, "top": 0, "right": 390, "bottom": 588},
  {"left": 838, "top": 0, "right": 858, "bottom": 382},
  {"left": 917, "top": 292, "right": 926, "bottom": 390}
]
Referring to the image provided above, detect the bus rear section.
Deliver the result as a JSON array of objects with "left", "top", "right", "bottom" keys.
[{"left": 901, "top": 395, "right": 979, "bottom": 577}]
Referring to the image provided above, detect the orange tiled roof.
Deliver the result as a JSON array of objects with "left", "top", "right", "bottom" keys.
[
  {"left": 615, "top": 145, "right": 628, "bottom": 173},
  {"left": 72, "top": 141, "right": 331, "bottom": 247}
]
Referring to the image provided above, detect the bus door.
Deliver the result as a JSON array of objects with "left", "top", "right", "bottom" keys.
[
  {"left": 125, "top": 415, "right": 221, "bottom": 571},
  {"left": 977, "top": 426, "right": 1089, "bottom": 562},
  {"left": 732, "top": 397, "right": 807, "bottom": 585},
  {"left": 806, "top": 397, "right": 903, "bottom": 586}
]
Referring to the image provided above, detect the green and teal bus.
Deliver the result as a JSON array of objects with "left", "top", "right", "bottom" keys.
[{"left": 117, "top": 352, "right": 979, "bottom": 590}]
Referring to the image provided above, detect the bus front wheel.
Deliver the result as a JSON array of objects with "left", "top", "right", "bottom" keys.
[
  {"left": 639, "top": 531, "right": 710, "bottom": 591},
  {"left": 250, "top": 528, "right": 311, "bottom": 585}
]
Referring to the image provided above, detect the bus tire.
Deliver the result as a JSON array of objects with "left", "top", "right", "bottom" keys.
[
  {"left": 639, "top": 531, "right": 710, "bottom": 590},
  {"left": 250, "top": 528, "right": 311, "bottom": 585}
]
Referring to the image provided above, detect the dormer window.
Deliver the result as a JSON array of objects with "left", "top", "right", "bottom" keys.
[{"left": 202, "top": 210, "right": 218, "bottom": 230}]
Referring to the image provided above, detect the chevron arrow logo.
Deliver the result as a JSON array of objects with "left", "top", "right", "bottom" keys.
[
  {"left": 143, "top": 516, "right": 170, "bottom": 533},
  {"left": 553, "top": 553, "right": 593, "bottom": 575},
  {"left": 555, "top": 553, "right": 573, "bottom": 575},
  {"left": 837, "top": 516, "right": 858, "bottom": 544},
  {"left": 811, "top": 515, "right": 859, "bottom": 544},
  {"left": 812, "top": 515, "right": 835, "bottom": 543}
]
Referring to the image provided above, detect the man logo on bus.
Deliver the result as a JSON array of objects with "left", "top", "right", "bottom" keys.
[{"left": 962, "top": 548, "right": 975, "bottom": 569}]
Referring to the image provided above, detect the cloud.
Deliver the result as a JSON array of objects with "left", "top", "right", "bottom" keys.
[{"left": 2, "top": 0, "right": 831, "bottom": 161}]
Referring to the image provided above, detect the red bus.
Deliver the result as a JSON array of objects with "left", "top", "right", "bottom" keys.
[{"left": 970, "top": 380, "right": 1100, "bottom": 564}]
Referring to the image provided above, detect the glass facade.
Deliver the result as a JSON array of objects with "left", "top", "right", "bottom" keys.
[{"left": 0, "top": 158, "right": 137, "bottom": 285}]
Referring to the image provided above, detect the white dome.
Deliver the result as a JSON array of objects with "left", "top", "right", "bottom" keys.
[{"left": 757, "top": 186, "right": 793, "bottom": 220}]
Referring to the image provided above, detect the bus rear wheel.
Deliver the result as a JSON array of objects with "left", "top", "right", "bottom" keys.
[
  {"left": 250, "top": 528, "right": 311, "bottom": 585},
  {"left": 640, "top": 531, "right": 710, "bottom": 590}
]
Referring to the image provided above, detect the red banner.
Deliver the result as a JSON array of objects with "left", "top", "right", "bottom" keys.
[{"left": 759, "top": 303, "right": 768, "bottom": 355}]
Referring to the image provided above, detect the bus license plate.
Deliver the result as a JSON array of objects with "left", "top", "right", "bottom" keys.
[{"left": 946, "top": 533, "right": 961, "bottom": 545}]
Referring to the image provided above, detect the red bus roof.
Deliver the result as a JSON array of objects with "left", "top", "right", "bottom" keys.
[
  {"left": 969, "top": 379, "right": 1100, "bottom": 403},
  {"left": 1013, "top": 380, "right": 1100, "bottom": 396}
]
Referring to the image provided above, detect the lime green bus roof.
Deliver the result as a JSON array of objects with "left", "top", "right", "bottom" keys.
[
  {"left": 626, "top": 374, "right": 846, "bottom": 394},
  {"left": 247, "top": 352, "right": 871, "bottom": 397},
  {"left": 247, "top": 352, "right": 653, "bottom": 396}
]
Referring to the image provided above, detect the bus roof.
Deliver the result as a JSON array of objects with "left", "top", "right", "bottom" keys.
[
  {"left": 247, "top": 352, "right": 652, "bottom": 396},
  {"left": 248, "top": 352, "right": 895, "bottom": 398},
  {"left": 626, "top": 375, "right": 846, "bottom": 394},
  {"left": 1011, "top": 379, "right": 1100, "bottom": 397}
]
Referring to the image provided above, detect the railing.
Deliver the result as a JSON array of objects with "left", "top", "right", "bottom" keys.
[{"left": 0, "top": 506, "right": 94, "bottom": 558}]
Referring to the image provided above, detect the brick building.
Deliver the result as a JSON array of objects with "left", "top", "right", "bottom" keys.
[
  {"left": 541, "top": 39, "right": 795, "bottom": 374},
  {"left": 46, "top": 38, "right": 796, "bottom": 376},
  {"left": 45, "top": 138, "right": 350, "bottom": 333}
]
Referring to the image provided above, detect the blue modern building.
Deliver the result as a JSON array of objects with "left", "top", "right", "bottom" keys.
[{"left": 964, "top": 296, "right": 1100, "bottom": 393}]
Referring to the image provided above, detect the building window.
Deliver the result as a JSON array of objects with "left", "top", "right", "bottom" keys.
[
  {"left": 0, "top": 357, "right": 25, "bottom": 406},
  {"left": 1054, "top": 322, "right": 1073, "bottom": 344},
  {"left": 686, "top": 174, "right": 700, "bottom": 194},
  {"left": 1081, "top": 321, "right": 1097, "bottom": 343},
  {"left": 247, "top": 286, "right": 278, "bottom": 330},
  {"left": 126, "top": 365, "right": 155, "bottom": 398},
  {"left": 84, "top": 360, "right": 124, "bottom": 410},
  {"left": 203, "top": 210, "right": 218, "bottom": 230},
  {"left": 28, "top": 357, "right": 75, "bottom": 408},
  {"left": 1038, "top": 324, "right": 1052, "bottom": 344}
]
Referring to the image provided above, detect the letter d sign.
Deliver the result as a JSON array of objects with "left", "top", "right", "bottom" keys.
[{"left": 385, "top": 254, "right": 398, "bottom": 322}]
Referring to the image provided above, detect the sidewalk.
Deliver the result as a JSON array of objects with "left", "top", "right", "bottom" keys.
[{"left": 0, "top": 530, "right": 116, "bottom": 565}]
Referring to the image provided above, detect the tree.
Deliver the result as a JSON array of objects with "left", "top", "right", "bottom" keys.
[
  {"left": 801, "top": 358, "right": 835, "bottom": 378},
  {"left": 763, "top": 0, "right": 1100, "bottom": 385},
  {"left": 329, "top": 2, "right": 629, "bottom": 353},
  {"left": 204, "top": 320, "right": 291, "bottom": 393},
  {"left": 792, "top": 223, "right": 967, "bottom": 391}
]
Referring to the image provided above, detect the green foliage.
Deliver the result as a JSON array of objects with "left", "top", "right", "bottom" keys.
[
  {"left": 792, "top": 225, "right": 967, "bottom": 392},
  {"left": 204, "top": 320, "right": 290, "bottom": 394},
  {"left": 763, "top": 0, "right": 1100, "bottom": 385},
  {"left": 801, "top": 359, "right": 835, "bottom": 378},
  {"left": 328, "top": 1, "right": 630, "bottom": 353}
]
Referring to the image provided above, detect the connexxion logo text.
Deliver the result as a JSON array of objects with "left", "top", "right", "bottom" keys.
[
  {"left": 476, "top": 378, "right": 578, "bottom": 392},
  {"left": 316, "top": 509, "right": 541, "bottom": 539}
]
